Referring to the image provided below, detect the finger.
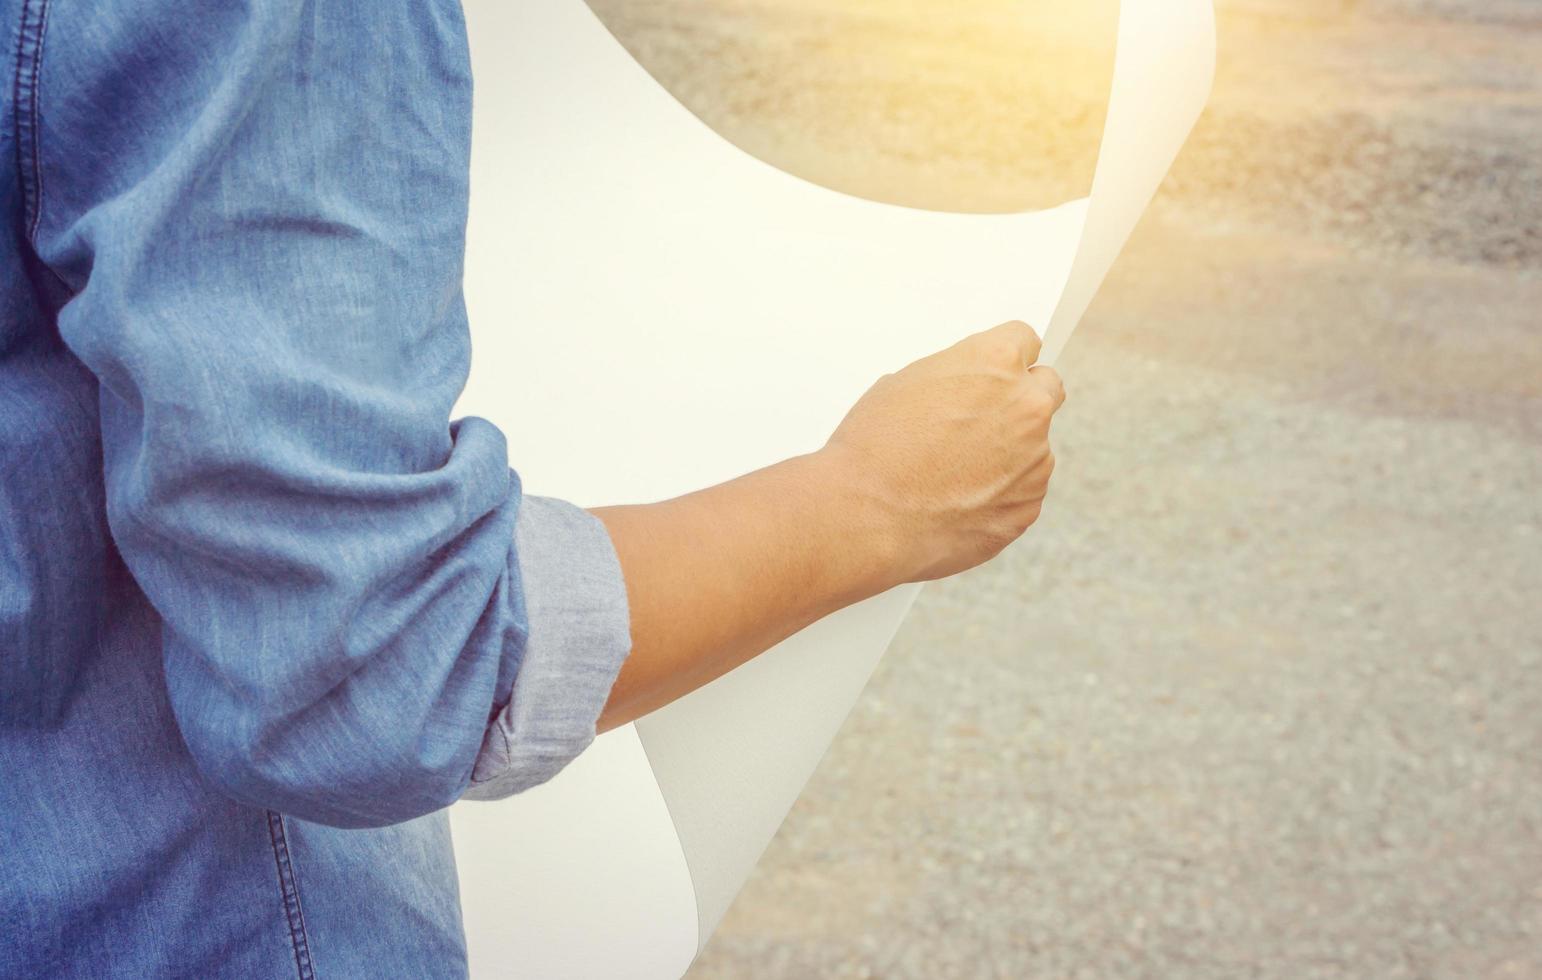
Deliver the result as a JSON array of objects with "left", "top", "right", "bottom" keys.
[
  {"left": 976, "top": 320, "right": 1042, "bottom": 368},
  {"left": 1025, "top": 364, "right": 1066, "bottom": 410}
]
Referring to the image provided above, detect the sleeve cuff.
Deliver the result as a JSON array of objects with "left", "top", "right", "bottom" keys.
[{"left": 462, "top": 495, "right": 632, "bottom": 800}]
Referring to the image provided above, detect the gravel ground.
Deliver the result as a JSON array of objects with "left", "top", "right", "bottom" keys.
[{"left": 588, "top": 2, "right": 1542, "bottom": 976}]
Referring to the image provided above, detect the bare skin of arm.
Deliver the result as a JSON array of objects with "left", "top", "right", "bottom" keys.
[{"left": 592, "top": 320, "right": 1066, "bottom": 731}]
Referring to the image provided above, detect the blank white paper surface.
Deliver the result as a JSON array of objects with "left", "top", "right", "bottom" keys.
[{"left": 450, "top": 0, "right": 1214, "bottom": 975}]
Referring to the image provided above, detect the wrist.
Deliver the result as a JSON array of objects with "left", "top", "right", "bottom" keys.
[{"left": 794, "top": 445, "right": 910, "bottom": 600}]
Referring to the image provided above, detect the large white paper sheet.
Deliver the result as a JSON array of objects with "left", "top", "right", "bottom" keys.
[{"left": 451, "top": 1, "right": 1214, "bottom": 975}]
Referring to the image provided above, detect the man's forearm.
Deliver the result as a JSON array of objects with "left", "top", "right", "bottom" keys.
[
  {"left": 588, "top": 320, "right": 1065, "bottom": 732},
  {"left": 590, "top": 449, "right": 896, "bottom": 731}
]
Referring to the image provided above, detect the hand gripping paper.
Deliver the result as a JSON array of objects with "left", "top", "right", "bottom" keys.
[{"left": 450, "top": 1, "right": 1215, "bottom": 975}]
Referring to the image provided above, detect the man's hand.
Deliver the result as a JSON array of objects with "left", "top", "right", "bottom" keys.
[
  {"left": 593, "top": 321, "right": 1065, "bottom": 729},
  {"left": 824, "top": 320, "right": 1065, "bottom": 584}
]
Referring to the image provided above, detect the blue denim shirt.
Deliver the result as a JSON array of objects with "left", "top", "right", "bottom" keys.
[{"left": 1, "top": 0, "right": 633, "bottom": 975}]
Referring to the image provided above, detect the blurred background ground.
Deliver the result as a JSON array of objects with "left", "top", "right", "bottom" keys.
[{"left": 589, "top": 1, "right": 1542, "bottom": 976}]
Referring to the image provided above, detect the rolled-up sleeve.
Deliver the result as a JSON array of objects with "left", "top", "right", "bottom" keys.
[
  {"left": 464, "top": 496, "right": 632, "bottom": 800},
  {"left": 29, "top": 0, "right": 630, "bottom": 828}
]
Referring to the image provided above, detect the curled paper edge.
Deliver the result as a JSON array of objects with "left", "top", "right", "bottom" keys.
[
  {"left": 450, "top": 0, "right": 1216, "bottom": 973},
  {"left": 622, "top": 0, "right": 1218, "bottom": 949}
]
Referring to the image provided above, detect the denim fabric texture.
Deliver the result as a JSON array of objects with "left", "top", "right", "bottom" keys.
[{"left": 1, "top": 0, "right": 633, "bottom": 975}]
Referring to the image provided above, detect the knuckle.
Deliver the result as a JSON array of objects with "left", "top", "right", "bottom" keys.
[
  {"left": 1031, "top": 367, "right": 1065, "bottom": 400},
  {"left": 987, "top": 338, "right": 1019, "bottom": 366},
  {"left": 1024, "top": 387, "right": 1056, "bottom": 417}
]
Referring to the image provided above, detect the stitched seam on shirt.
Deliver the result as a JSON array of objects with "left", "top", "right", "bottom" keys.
[
  {"left": 266, "top": 811, "right": 318, "bottom": 980},
  {"left": 11, "top": 0, "right": 49, "bottom": 245},
  {"left": 9, "top": 0, "right": 35, "bottom": 227}
]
